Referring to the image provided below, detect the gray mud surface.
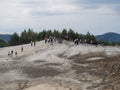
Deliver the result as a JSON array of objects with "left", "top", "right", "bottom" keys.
[{"left": 0, "top": 43, "right": 120, "bottom": 90}]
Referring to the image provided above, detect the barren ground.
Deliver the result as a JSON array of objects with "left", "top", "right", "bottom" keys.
[{"left": 0, "top": 41, "right": 120, "bottom": 90}]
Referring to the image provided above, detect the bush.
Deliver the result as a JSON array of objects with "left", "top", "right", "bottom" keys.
[{"left": 0, "top": 39, "right": 8, "bottom": 47}]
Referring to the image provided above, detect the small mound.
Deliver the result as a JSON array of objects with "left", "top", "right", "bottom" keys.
[
  {"left": 24, "top": 83, "right": 70, "bottom": 90},
  {"left": 87, "top": 57, "right": 104, "bottom": 61}
]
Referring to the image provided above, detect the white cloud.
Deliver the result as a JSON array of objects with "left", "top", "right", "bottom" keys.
[
  {"left": 19, "top": 0, "right": 78, "bottom": 16},
  {"left": 0, "top": 0, "right": 120, "bottom": 35}
]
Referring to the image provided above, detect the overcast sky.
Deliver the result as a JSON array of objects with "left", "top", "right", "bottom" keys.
[{"left": 0, "top": 0, "right": 120, "bottom": 35}]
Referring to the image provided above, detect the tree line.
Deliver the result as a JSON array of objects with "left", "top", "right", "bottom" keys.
[
  {"left": 97, "top": 40, "right": 120, "bottom": 46},
  {"left": 8, "top": 28, "right": 97, "bottom": 46},
  {"left": 0, "top": 39, "right": 8, "bottom": 47},
  {"left": 1, "top": 28, "right": 119, "bottom": 47}
]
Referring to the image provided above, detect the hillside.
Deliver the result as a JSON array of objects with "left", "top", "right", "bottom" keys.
[
  {"left": 0, "top": 34, "right": 11, "bottom": 43},
  {"left": 0, "top": 41, "right": 120, "bottom": 90},
  {"left": 95, "top": 32, "right": 120, "bottom": 43}
]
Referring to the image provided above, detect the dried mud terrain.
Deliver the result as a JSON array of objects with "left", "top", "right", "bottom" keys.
[{"left": 0, "top": 41, "right": 120, "bottom": 90}]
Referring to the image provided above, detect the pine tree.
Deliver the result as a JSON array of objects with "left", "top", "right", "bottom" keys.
[{"left": 9, "top": 32, "right": 20, "bottom": 46}]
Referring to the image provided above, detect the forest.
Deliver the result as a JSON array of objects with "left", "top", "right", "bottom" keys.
[
  {"left": 0, "top": 28, "right": 120, "bottom": 47},
  {"left": 8, "top": 28, "right": 96, "bottom": 46}
]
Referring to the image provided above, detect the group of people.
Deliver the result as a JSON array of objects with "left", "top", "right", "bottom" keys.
[
  {"left": 31, "top": 41, "right": 36, "bottom": 47},
  {"left": 74, "top": 38, "right": 97, "bottom": 46},
  {"left": 45, "top": 36, "right": 56, "bottom": 45},
  {"left": 8, "top": 40, "right": 37, "bottom": 57},
  {"left": 8, "top": 46, "right": 24, "bottom": 57},
  {"left": 74, "top": 38, "right": 79, "bottom": 45}
]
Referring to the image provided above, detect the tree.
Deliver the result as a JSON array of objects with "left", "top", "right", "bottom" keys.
[
  {"left": 33, "top": 32, "right": 38, "bottom": 41},
  {"left": 20, "top": 30, "right": 28, "bottom": 44},
  {"left": 61, "top": 29, "right": 67, "bottom": 39},
  {"left": 41, "top": 30, "right": 47, "bottom": 39},
  {"left": 27, "top": 28, "right": 33, "bottom": 42},
  {"left": 0, "top": 39, "right": 7, "bottom": 47},
  {"left": 75, "top": 32, "right": 79, "bottom": 39},
  {"left": 9, "top": 32, "right": 20, "bottom": 46},
  {"left": 53, "top": 29, "right": 60, "bottom": 38},
  {"left": 90, "top": 35, "right": 96, "bottom": 43},
  {"left": 79, "top": 34, "right": 84, "bottom": 40},
  {"left": 110, "top": 42, "right": 120, "bottom": 46},
  {"left": 68, "top": 29, "right": 76, "bottom": 41},
  {"left": 97, "top": 40, "right": 109, "bottom": 46},
  {"left": 8, "top": 28, "right": 100, "bottom": 46},
  {"left": 86, "top": 32, "right": 91, "bottom": 43},
  {"left": 37, "top": 32, "right": 43, "bottom": 40},
  {"left": 19, "top": 29, "right": 37, "bottom": 44}
]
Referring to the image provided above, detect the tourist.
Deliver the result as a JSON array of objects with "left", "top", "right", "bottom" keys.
[
  {"left": 45, "top": 37, "right": 47, "bottom": 44},
  {"left": 21, "top": 46, "right": 23, "bottom": 52},
  {"left": 8, "top": 52, "right": 11, "bottom": 56},
  {"left": 31, "top": 41, "right": 33, "bottom": 46},
  {"left": 34, "top": 41, "right": 36, "bottom": 46},
  {"left": 11, "top": 50, "right": 13, "bottom": 56},
  {"left": 15, "top": 51, "right": 17, "bottom": 56},
  {"left": 74, "top": 38, "right": 79, "bottom": 45}
]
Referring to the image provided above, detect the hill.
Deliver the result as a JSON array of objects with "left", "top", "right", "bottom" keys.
[
  {"left": 0, "top": 41, "right": 120, "bottom": 90},
  {"left": 0, "top": 34, "right": 11, "bottom": 43},
  {"left": 95, "top": 32, "right": 120, "bottom": 43}
]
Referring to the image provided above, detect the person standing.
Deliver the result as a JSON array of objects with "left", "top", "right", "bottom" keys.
[
  {"left": 11, "top": 50, "right": 13, "bottom": 56},
  {"left": 34, "top": 41, "right": 36, "bottom": 46},
  {"left": 45, "top": 37, "right": 47, "bottom": 44},
  {"left": 15, "top": 51, "right": 18, "bottom": 56},
  {"left": 8, "top": 52, "right": 11, "bottom": 56},
  {"left": 21, "top": 46, "right": 23, "bottom": 52},
  {"left": 31, "top": 41, "right": 33, "bottom": 46}
]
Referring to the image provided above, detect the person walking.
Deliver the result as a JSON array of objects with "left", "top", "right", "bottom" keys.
[
  {"left": 8, "top": 52, "right": 11, "bottom": 56},
  {"left": 34, "top": 41, "right": 36, "bottom": 46},
  {"left": 31, "top": 41, "right": 33, "bottom": 46},
  {"left": 21, "top": 46, "right": 23, "bottom": 52},
  {"left": 15, "top": 51, "right": 18, "bottom": 56},
  {"left": 11, "top": 50, "right": 13, "bottom": 56},
  {"left": 45, "top": 37, "right": 47, "bottom": 44}
]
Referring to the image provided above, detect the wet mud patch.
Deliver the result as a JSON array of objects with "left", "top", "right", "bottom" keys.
[
  {"left": 33, "top": 60, "right": 46, "bottom": 64},
  {"left": 72, "top": 64, "right": 96, "bottom": 74},
  {"left": 70, "top": 52, "right": 120, "bottom": 89},
  {"left": 87, "top": 55, "right": 120, "bottom": 90},
  {"left": 69, "top": 52, "right": 106, "bottom": 63},
  {"left": 21, "top": 66, "right": 62, "bottom": 78},
  {"left": 0, "top": 63, "right": 12, "bottom": 73},
  {"left": 43, "top": 63, "right": 61, "bottom": 66},
  {"left": 0, "top": 67, "right": 9, "bottom": 73}
]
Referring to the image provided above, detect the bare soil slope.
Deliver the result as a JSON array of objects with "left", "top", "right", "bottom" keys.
[{"left": 0, "top": 41, "right": 120, "bottom": 90}]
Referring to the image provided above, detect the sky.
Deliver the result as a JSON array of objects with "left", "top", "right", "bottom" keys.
[{"left": 0, "top": 0, "right": 120, "bottom": 35}]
